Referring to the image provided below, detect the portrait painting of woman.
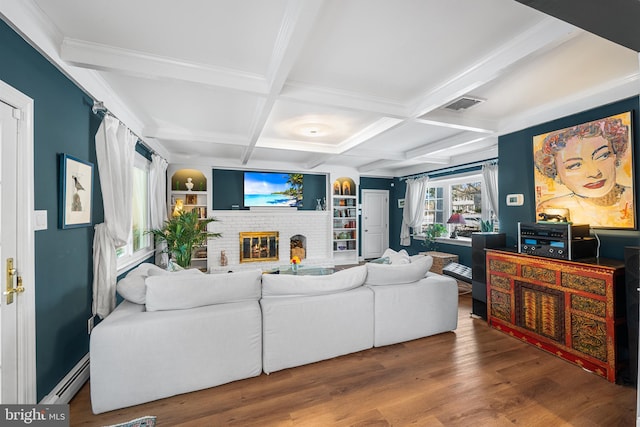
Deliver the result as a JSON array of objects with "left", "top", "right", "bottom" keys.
[{"left": 533, "top": 111, "right": 635, "bottom": 229}]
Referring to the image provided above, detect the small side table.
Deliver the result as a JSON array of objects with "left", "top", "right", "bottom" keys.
[{"left": 419, "top": 251, "right": 459, "bottom": 275}]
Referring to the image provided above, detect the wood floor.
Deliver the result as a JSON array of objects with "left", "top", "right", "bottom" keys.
[{"left": 69, "top": 295, "right": 637, "bottom": 426}]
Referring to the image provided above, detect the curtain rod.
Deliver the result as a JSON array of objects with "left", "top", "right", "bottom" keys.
[
  {"left": 399, "top": 158, "right": 497, "bottom": 181},
  {"left": 91, "top": 100, "right": 163, "bottom": 160}
]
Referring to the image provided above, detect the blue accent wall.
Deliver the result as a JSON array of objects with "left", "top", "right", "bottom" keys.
[
  {"left": 498, "top": 97, "right": 640, "bottom": 260},
  {"left": 0, "top": 20, "right": 103, "bottom": 399}
]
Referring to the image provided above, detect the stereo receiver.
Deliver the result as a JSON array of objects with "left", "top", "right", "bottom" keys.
[{"left": 517, "top": 222, "right": 597, "bottom": 260}]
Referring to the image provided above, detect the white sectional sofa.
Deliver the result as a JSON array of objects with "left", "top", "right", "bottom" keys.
[
  {"left": 90, "top": 265, "right": 263, "bottom": 414},
  {"left": 260, "top": 265, "right": 373, "bottom": 374},
  {"left": 90, "top": 252, "right": 458, "bottom": 414}
]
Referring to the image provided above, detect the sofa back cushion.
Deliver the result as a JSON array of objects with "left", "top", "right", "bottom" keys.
[
  {"left": 116, "top": 264, "right": 203, "bottom": 305},
  {"left": 145, "top": 269, "right": 262, "bottom": 311},
  {"left": 262, "top": 265, "right": 367, "bottom": 297},
  {"left": 364, "top": 255, "right": 433, "bottom": 286}
]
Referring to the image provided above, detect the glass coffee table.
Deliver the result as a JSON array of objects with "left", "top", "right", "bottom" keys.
[{"left": 264, "top": 265, "right": 335, "bottom": 276}]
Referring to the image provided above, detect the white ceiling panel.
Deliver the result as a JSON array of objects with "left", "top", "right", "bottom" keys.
[{"left": 9, "top": 0, "right": 637, "bottom": 175}]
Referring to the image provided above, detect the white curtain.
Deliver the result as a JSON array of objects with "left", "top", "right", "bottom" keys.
[
  {"left": 400, "top": 176, "right": 429, "bottom": 246},
  {"left": 92, "top": 115, "right": 137, "bottom": 319},
  {"left": 482, "top": 162, "right": 499, "bottom": 221},
  {"left": 150, "top": 153, "right": 169, "bottom": 267}
]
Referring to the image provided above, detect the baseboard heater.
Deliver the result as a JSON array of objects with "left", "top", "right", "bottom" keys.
[{"left": 40, "top": 354, "right": 90, "bottom": 404}]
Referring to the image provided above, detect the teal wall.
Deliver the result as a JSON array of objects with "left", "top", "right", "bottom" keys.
[
  {"left": 212, "top": 169, "right": 326, "bottom": 210},
  {"left": 0, "top": 21, "right": 103, "bottom": 400},
  {"left": 499, "top": 96, "right": 640, "bottom": 261}
]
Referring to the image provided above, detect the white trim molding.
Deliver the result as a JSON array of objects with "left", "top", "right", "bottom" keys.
[
  {"left": 39, "top": 354, "right": 89, "bottom": 405},
  {"left": 0, "top": 79, "right": 37, "bottom": 403}
]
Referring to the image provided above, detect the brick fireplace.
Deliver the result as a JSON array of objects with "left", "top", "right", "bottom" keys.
[{"left": 207, "top": 210, "right": 332, "bottom": 272}]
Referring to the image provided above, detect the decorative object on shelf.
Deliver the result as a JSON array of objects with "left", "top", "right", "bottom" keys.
[
  {"left": 147, "top": 210, "right": 220, "bottom": 268},
  {"left": 185, "top": 177, "right": 194, "bottom": 191},
  {"left": 322, "top": 197, "right": 326, "bottom": 210},
  {"left": 172, "top": 199, "right": 184, "bottom": 217},
  {"left": 291, "top": 255, "right": 301, "bottom": 273},
  {"left": 59, "top": 153, "right": 94, "bottom": 229},
  {"left": 175, "top": 180, "right": 180, "bottom": 191},
  {"left": 220, "top": 250, "right": 228, "bottom": 266},
  {"left": 185, "top": 194, "right": 197, "bottom": 205},
  {"left": 342, "top": 181, "right": 351, "bottom": 196},
  {"left": 333, "top": 181, "right": 341, "bottom": 195},
  {"left": 447, "top": 213, "right": 466, "bottom": 238},
  {"left": 316, "top": 198, "right": 322, "bottom": 210}
]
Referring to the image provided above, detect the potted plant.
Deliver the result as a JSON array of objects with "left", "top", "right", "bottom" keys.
[
  {"left": 147, "top": 210, "right": 221, "bottom": 268},
  {"left": 422, "top": 223, "right": 447, "bottom": 252}
]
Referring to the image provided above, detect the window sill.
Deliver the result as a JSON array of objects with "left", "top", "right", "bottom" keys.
[
  {"left": 117, "top": 248, "right": 155, "bottom": 276},
  {"left": 435, "top": 237, "right": 472, "bottom": 247}
]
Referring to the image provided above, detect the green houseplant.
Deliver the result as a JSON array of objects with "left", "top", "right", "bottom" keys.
[
  {"left": 422, "top": 223, "right": 447, "bottom": 252},
  {"left": 147, "top": 210, "right": 221, "bottom": 268}
]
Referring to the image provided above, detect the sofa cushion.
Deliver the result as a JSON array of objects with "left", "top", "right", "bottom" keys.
[
  {"left": 262, "top": 265, "right": 367, "bottom": 297},
  {"left": 364, "top": 255, "right": 433, "bottom": 286},
  {"left": 382, "top": 248, "right": 410, "bottom": 264},
  {"left": 145, "top": 269, "right": 262, "bottom": 311},
  {"left": 116, "top": 265, "right": 202, "bottom": 305}
]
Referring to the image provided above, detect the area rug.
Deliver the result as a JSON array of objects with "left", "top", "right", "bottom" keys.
[{"left": 104, "top": 416, "right": 156, "bottom": 427}]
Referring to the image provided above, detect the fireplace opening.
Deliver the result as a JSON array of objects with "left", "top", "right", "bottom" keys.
[
  {"left": 240, "top": 231, "right": 279, "bottom": 263},
  {"left": 290, "top": 235, "right": 306, "bottom": 260}
]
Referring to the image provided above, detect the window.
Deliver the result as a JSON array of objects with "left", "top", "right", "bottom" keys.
[
  {"left": 421, "top": 173, "right": 484, "bottom": 240},
  {"left": 116, "top": 152, "right": 153, "bottom": 269}
]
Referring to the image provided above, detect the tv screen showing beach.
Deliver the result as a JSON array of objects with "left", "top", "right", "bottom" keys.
[{"left": 243, "top": 172, "right": 303, "bottom": 207}]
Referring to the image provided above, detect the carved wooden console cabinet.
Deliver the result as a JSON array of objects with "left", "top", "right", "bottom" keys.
[{"left": 486, "top": 249, "right": 626, "bottom": 382}]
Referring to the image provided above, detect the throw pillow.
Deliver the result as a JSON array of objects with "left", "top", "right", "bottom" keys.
[
  {"left": 381, "top": 248, "right": 410, "bottom": 264},
  {"left": 364, "top": 255, "right": 433, "bottom": 286},
  {"left": 261, "top": 265, "right": 367, "bottom": 297},
  {"left": 145, "top": 269, "right": 263, "bottom": 311},
  {"left": 116, "top": 264, "right": 203, "bottom": 305}
]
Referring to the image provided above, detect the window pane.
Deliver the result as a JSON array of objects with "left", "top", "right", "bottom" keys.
[
  {"left": 132, "top": 165, "right": 149, "bottom": 252},
  {"left": 451, "top": 181, "right": 482, "bottom": 236}
]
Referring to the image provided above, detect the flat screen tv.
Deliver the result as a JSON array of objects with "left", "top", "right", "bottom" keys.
[{"left": 243, "top": 172, "right": 303, "bottom": 207}]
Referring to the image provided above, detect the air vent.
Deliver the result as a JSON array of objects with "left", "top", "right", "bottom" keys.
[{"left": 443, "top": 96, "right": 485, "bottom": 111}]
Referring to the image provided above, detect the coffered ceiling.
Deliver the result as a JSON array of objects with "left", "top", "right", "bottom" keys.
[{"left": 3, "top": 0, "right": 638, "bottom": 176}]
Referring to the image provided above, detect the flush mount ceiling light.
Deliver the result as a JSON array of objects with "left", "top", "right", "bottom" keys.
[
  {"left": 276, "top": 115, "right": 352, "bottom": 142},
  {"left": 292, "top": 122, "right": 333, "bottom": 138}
]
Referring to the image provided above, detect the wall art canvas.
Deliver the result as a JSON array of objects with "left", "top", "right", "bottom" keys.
[
  {"left": 59, "top": 153, "right": 94, "bottom": 229},
  {"left": 533, "top": 111, "right": 635, "bottom": 229}
]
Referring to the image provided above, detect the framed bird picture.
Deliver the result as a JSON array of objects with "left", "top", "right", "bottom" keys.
[{"left": 59, "top": 153, "right": 94, "bottom": 229}]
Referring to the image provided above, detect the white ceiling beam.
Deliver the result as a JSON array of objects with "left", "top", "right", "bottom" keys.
[
  {"left": 415, "top": 110, "right": 496, "bottom": 134},
  {"left": 143, "top": 128, "right": 249, "bottom": 147},
  {"left": 240, "top": 0, "right": 326, "bottom": 164},
  {"left": 61, "top": 38, "right": 269, "bottom": 95},
  {"left": 406, "top": 132, "right": 491, "bottom": 159},
  {"left": 410, "top": 17, "right": 579, "bottom": 119}
]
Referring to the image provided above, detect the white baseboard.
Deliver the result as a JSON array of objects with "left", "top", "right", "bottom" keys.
[{"left": 39, "top": 353, "right": 90, "bottom": 404}]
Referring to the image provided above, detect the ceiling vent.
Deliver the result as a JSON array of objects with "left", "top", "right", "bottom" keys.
[{"left": 443, "top": 96, "right": 485, "bottom": 111}]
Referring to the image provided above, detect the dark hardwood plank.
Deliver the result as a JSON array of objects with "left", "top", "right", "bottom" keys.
[{"left": 69, "top": 295, "right": 636, "bottom": 426}]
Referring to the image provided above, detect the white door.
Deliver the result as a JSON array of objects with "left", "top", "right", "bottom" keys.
[
  {"left": 0, "top": 99, "right": 19, "bottom": 402},
  {"left": 0, "top": 80, "right": 36, "bottom": 404},
  {"left": 362, "top": 190, "right": 388, "bottom": 259}
]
